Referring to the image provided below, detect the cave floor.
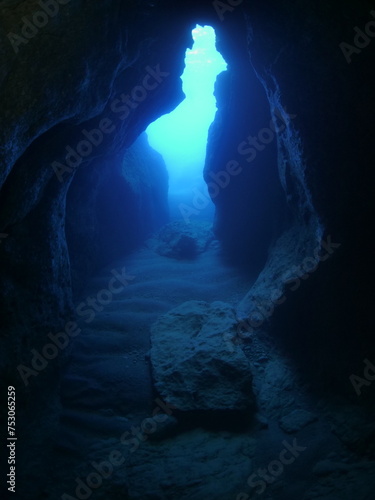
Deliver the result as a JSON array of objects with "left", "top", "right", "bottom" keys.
[{"left": 41, "top": 244, "right": 375, "bottom": 500}]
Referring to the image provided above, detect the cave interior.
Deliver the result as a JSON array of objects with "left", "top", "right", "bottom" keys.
[{"left": 0, "top": 1, "right": 375, "bottom": 499}]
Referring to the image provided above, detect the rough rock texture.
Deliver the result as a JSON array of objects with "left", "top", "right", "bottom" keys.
[
  {"left": 279, "top": 409, "right": 318, "bottom": 434},
  {"left": 126, "top": 429, "right": 256, "bottom": 500},
  {"left": 66, "top": 132, "right": 169, "bottom": 294},
  {"left": 256, "top": 358, "right": 297, "bottom": 419},
  {"left": 205, "top": 31, "right": 290, "bottom": 270},
  {"left": 200, "top": 0, "right": 375, "bottom": 395},
  {"left": 147, "top": 220, "right": 214, "bottom": 259},
  {"left": 0, "top": 0, "right": 193, "bottom": 376},
  {"left": 306, "top": 459, "right": 375, "bottom": 500},
  {"left": 1, "top": 0, "right": 375, "bottom": 499},
  {"left": 150, "top": 300, "right": 254, "bottom": 411},
  {"left": 325, "top": 402, "right": 375, "bottom": 458},
  {"left": 238, "top": 1, "right": 375, "bottom": 391},
  {"left": 0, "top": 3, "right": 196, "bottom": 495},
  {"left": 0, "top": 11, "right": 198, "bottom": 478},
  {"left": 1, "top": 0, "right": 374, "bottom": 412}
]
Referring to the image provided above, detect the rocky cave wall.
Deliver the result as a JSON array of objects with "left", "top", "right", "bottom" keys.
[
  {"left": 205, "top": 13, "right": 291, "bottom": 271},
  {"left": 241, "top": 0, "right": 375, "bottom": 391},
  {"left": 0, "top": 0, "right": 197, "bottom": 402},
  {"left": 0, "top": 0, "right": 375, "bottom": 474},
  {"left": 203, "top": 0, "right": 375, "bottom": 392},
  {"left": 66, "top": 132, "right": 169, "bottom": 296}
]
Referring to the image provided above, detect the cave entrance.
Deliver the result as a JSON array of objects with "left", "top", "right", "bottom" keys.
[{"left": 146, "top": 25, "right": 227, "bottom": 221}]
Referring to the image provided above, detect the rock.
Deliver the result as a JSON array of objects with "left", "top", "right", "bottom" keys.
[
  {"left": 254, "top": 412, "right": 269, "bottom": 429},
  {"left": 67, "top": 132, "right": 169, "bottom": 293},
  {"left": 306, "top": 460, "right": 375, "bottom": 500},
  {"left": 312, "top": 460, "right": 350, "bottom": 476},
  {"left": 279, "top": 409, "right": 318, "bottom": 433},
  {"left": 127, "top": 429, "right": 256, "bottom": 500},
  {"left": 148, "top": 415, "right": 179, "bottom": 441},
  {"left": 147, "top": 221, "right": 214, "bottom": 259},
  {"left": 326, "top": 404, "right": 375, "bottom": 456},
  {"left": 257, "top": 359, "right": 296, "bottom": 418},
  {"left": 150, "top": 300, "right": 254, "bottom": 411}
]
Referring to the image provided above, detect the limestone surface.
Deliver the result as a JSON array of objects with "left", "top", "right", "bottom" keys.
[
  {"left": 147, "top": 221, "right": 215, "bottom": 260},
  {"left": 150, "top": 300, "right": 254, "bottom": 411},
  {"left": 279, "top": 408, "right": 318, "bottom": 433}
]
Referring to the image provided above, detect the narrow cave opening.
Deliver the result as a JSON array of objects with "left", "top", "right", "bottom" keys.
[{"left": 146, "top": 24, "right": 227, "bottom": 222}]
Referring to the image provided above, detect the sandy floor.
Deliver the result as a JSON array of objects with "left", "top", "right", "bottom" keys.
[{"left": 43, "top": 242, "right": 375, "bottom": 500}]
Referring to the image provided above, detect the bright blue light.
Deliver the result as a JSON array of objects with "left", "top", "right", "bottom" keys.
[{"left": 146, "top": 25, "right": 227, "bottom": 219}]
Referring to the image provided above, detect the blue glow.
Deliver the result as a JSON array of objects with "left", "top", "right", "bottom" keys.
[{"left": 146, "top": 25, "right": 227, "bottom": 219}]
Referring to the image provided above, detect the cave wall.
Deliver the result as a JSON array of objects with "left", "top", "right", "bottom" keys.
[
  {"left": 197, "top": 0, "right": 375, "bottom": 392},
  {"left": 0, "top": 3, "right": 197, "bottom": 485},
  {"left": 205, "top": 11, "right": 290, "bottom": 271},
  {"left": 0, "top": 0, "right": 195, "bottom": 394},
  {"left": 66, "top": 132, "right": 169, "bottom": 296},
  {"left": 240, "top": 0, "right": 375, "bottom": 390},
  {"left": 0, "top": 0, "right": 375, "bottom": 492}
]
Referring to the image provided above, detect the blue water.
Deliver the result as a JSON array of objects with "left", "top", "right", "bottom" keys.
[{"left": 146, "top": 25, "right": 227, "bottom": 221}]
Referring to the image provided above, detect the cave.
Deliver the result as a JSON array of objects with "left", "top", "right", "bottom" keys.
[
  {"left": 1, "top": 1, "right": 375, "bottom": 499},
  {"left": 146, "top": 23, "right": 226, "bottom": 223}
]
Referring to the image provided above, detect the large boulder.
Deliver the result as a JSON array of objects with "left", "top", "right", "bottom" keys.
[
  {"left": 150, "top": 300, "right": 254, "bottom": 411},
  {"left": 147, "top": 221, "right": 215, "bottom": 259}
]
